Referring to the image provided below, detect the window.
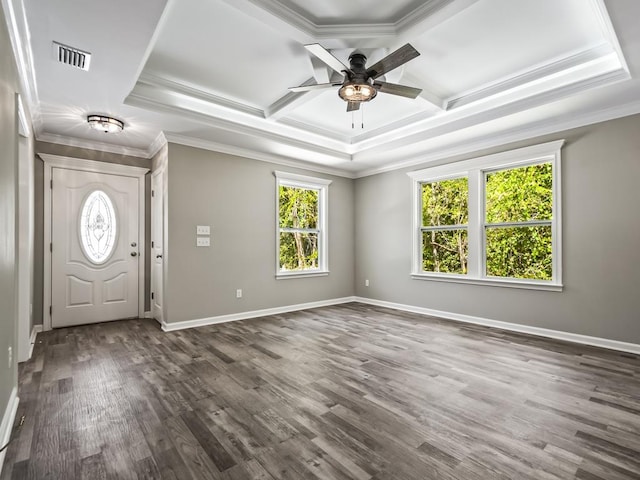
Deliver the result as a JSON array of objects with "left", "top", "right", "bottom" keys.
[
  {"left": 275, "top": 171, "right": 331, "bottom": 278},
  {"left": 79, "top": 190, "right": 117, "bottom": 264},
  {"left": 409, "top": 140, "right": 563, "bottom": 290},
  {"left": 421, "top": 177, "right": 468, "bottom": 274}
]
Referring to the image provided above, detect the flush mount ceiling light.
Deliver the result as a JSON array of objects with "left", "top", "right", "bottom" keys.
[{"left": 87, "top": 115, "right": 124, "bottom": 133}]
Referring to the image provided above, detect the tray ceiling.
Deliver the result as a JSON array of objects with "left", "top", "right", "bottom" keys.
[{"left": 5, "top": 0, "right": 639, "bottom": 176}]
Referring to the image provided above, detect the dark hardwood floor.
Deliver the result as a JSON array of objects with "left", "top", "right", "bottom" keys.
[{"left": 1, "top": 302, "right": 640, "bottom": 479}]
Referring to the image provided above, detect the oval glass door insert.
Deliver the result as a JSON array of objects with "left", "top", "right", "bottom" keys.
[{"left": 79, "top": 190, "right": 117, "bottom": 264}]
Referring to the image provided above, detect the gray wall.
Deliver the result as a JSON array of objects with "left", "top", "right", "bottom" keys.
[
  {"left": 355, "top": 113, "right": 640, "bottom": 344},
  {"left": 0, "top": 2, "right": 20, "bottom": 438},
  {"left": 33, "top": 141, "right": 153, "bottom": 324},
  {"left": 165, "top": 143, "right": 355, "bottom": 324}
]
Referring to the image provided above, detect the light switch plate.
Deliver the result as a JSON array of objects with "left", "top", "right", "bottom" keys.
[
  {"left": 196, "top": 225, "right": 210, "bottom": 235},
  {"left": 196, "top": 237, "right": 210, "bottom": 247}
]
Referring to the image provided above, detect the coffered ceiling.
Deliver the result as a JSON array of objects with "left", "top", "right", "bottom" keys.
[{"left": 4, "top": 0, "right": 640, "bottom": 177}]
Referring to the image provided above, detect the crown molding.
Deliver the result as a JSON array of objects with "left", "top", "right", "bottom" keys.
[
  {"left": 2, "top": 0, "right": 41, "bottom": 133},
  {"left": 352, "top": 57, "right": 629, "bottom": 156},
  {"left": 164, "top": 132, "right": 356, "bottom": 179},
  {"left": 354, "top": 99, "right": 640, "bottom": 178},
  {"left": 148, "top": 131, "right": 168, "bottom": 158},
  {"left": 446, "top": 43, "right": 615, "bottom": 110},
  {"left": 125, "top": 84, "right": 352, "bottom": 161},
  {"left": 236, "top": 0, "right": 477, "bottom": 41},
  {"left": 138, "top": 72, "right": 265, "bottom": 118},
  {"left": 36, "top": 132, "right": 154, "bottom": 159}
]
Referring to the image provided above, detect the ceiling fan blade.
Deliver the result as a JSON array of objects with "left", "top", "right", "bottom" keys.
[
  {"left": 305, "top": 44, "right": 353, "bottom": 76},
  {"left": 366, "top": 44, "right": 420, "bottom": 80},
  {"left": 346, "top": 101, "right": 360, "bottom": 112},
  {"left": 289, "top": 83, "right": 341, "bottom": 92},
  {"left": 374, "top": 81, "right": 422, "bottom": 99}
]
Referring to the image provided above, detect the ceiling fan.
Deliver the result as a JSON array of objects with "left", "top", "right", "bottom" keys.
[{"left": 290, "top": 43, "right": 423, "bottom": 112}]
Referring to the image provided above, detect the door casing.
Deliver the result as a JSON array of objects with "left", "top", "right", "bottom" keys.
[{"left": 41, "top": 154, "right": 149, "bottom": 331}]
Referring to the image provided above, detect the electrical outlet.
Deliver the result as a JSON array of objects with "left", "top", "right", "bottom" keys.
[
  {"left": 236, "top": 289, "right": 242, "bottom": 298},
  {"left": 196, "top": 237, "right": 210, "bottom": 247},
  {"left": 365, "top": 279, "right": 369, "bottom": 287},
  {"left": 196, "top": 225, "right": 210, "bottom": 235},
  {"left": 8, "top": 346, "right": 12, "bottom": 368}
]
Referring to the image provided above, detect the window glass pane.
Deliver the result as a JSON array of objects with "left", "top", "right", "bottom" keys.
[
  {"left": 486, "top": 225, "right": 552, "bottom": 280},
  {"left": 279, "top": 232, "right": 319, "bottom": 271},
  {"left": 422, "top": 178, "right": 468, "bottom": 226},
  {"left": 422, "top": 229, "right": 468, "bottom": 274},
  {"left": 80, "top": 190, "right": 117, "bottom": 264},
  {"left": 486, "top": 163, "right": 552, "bottom": 223},
  {"left": 279, "top": 185, "right": 318, "bottom": 229}
]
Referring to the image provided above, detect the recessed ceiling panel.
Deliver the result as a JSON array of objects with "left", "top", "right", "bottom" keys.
[
  {"left": 144, "top": 0, "right": 312, "bottom": 108},
  {"left": 273, "top": 0, "right": 425, "bottom": 25},
  {"left": 409, "top": 0, "right": 609, "bottom": 99},
  {"left": 284, "top": 88, "right": 428, "bottom": 138}
]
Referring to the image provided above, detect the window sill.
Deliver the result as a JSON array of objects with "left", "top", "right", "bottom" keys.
[
  {"left": 277, "top": 270, "right": 329, "bottom": 280},
  {"left": 410, "top": 273, "right": 563, "bottom": 291}
]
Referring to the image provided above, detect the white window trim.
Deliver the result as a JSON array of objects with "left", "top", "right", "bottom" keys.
[
  {"left": 274, "top": 171, "right": 331, "bottom": 279},
  {"left": 408, "top": 140, "right": 564, "bottom": 291}
]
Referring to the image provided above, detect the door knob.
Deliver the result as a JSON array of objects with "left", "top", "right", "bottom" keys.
[
  {"left": 156, "top": 254, "right": 163, "bottom": 259},
  {"left": 131, "top": 242, "right": 137, "bottom": 247},
  {"left": 130, "top": 252, "right": 138, "bottom": 257}
]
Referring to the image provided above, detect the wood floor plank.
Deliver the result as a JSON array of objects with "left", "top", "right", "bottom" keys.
[{"left": 1, "top": 304, "right": 639, "bottom": 479}]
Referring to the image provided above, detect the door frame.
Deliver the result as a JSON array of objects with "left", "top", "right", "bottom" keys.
[
  {"left": 41, "top": 154, "right": 149, "bottom": 331},
  {"left": 150, "top": 162, "right": 167, "bottom": 327}
]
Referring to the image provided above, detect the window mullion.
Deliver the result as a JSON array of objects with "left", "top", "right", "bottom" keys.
[{"left": 467, "top": 169, "right": 482, "bottom": 277}]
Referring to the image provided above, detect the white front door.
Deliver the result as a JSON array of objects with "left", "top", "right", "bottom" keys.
[{"left": 51, "top": 168, "right": 140, "bottom": 327}]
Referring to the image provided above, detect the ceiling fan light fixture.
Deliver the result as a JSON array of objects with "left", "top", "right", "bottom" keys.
[
  {"left": 87, "top": 115, "right": 124, "bottom": 133},
  {"left": 338, "top": 81, "right": 377, "bottom": 103}
]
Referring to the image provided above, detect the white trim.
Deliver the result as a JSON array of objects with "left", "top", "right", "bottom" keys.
[
  {"left": 276, "top": 271, "right": 329, "bottom": 279},
  {"left": 407, "top": 140, "right": 565, "bottom": 180},
  {"left": 41, "top": 154, "right": 149, "bottom": 330},
  {"left": 36, "top": 133, "right": 153, "bottom": 159},
  {"left": 354, "top": 297, "right": 640, "bottom": 355},
  {"left": 160, "top": 297, "right": 357, "bottom": 332},
  {"left": 27, "top": 325, "right": 43, "bottom": 360},
  {"left": 410, "top": 273, "right": 562, "bottom": 291},
  {"left": 165, "top": 133, "right": 355, "bottom": 179},
  {"left": 38, "top": 154, "right": 149, "bottom": 177},
  {"left": 274, "top": 171, "right": 331, "bottom": 277},
  {"left": 0, "top": 387, "right": 19, "bottom": 474},
  {"left": 408, "top": 141, "right": 563, "bottom": 289},
  {"left": 354, "top": 100, "right": 640, "bottom": 179}
]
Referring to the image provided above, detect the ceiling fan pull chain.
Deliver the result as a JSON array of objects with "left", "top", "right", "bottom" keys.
[
  {"left": 362, "top": 104, "right": 365, "bottom": 129},
  {"left": 352, "top": 110, "right": 355, "bottom": 129}
]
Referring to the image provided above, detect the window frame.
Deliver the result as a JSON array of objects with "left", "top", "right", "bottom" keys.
[
  {"left": 408, "top": 140, "right": 563, "bottom": 291},
  {"left": 274, "top": 171, "right": 331, "bottom": 279}
]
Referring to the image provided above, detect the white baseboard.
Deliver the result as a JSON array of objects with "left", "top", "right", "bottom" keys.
[
  {"left": 354, "top": 296, "right": 640, "bottom": 355},
  {"left": 0, "top": 387, "right": 19, "bottom": 475},
  {"left": 161, "top": 296, "right": 358, "bottom": 332},
  {"left": 28, "top": 325, "right": 43, "bottom": 361}
]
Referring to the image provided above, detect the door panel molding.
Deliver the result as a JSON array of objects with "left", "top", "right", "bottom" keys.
[{"left": 41, "top": 154, "right": 149, "bottom": 330}]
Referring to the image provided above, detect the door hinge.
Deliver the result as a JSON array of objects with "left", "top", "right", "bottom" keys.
[
  {"left": 50, "top": 243, "right": 52, "bottom": 252},
  {"left": 151, "top": 292, "right": 154, "bottom": 300},
  {"left": 151, "top": 240, "right": 154, "bottom": 248},
  {"left": 151, "top": 189, "right": 155, "bottom": 197},
  {"left": 49, "top": 306, "right": 52, "bottom": 316},
  {"left": 50, "top": 179, "right": 53, "bottom": 189}
]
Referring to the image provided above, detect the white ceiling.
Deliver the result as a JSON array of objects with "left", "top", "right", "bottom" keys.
[{"left": 4, "top": 0, "right": 640, "bottom": 177}]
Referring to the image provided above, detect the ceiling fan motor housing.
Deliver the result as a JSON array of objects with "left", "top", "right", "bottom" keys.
[{"left": 339, "top": 53, "right": 377, "bottom": 102}]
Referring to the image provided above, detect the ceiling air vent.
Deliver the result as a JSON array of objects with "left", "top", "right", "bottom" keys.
[{"left": 52, "top": 41, "right": 91, "bottom": 71}]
